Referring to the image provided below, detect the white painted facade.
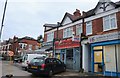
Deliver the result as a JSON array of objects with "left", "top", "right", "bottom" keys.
[
  {"left": 46, "top": 27, "right": 52, "bottom": 31},
  {"left": 81, "top": 39, "right": 91, "bottom": 72},
  {"left": 117, "top": 44, "right": 120, "bottom": 72},
  {"left": 62, "top": 17, "right": 72, "bottom": 25},
  {"left": 85, "top": 8, "right": 119, "bottom": 22},
  {"left": 95, "top": 2, "right": 115, "bottom": 14}
]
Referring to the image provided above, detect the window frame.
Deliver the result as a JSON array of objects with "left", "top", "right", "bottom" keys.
[
  {"left": 76, "top": 24, "right": 82, "bottom": 36},
  {"left": 47, "top": 32, "right": 54, "bottom": 42},
  {"left": 86, "top": 21, "right": 92, "bottom": 35},
  {"left": 103, "top": 13, "right": 117, "bottom": 31},
  {"left": 63, "top": 27, "right": 73, "bottom": 38}
]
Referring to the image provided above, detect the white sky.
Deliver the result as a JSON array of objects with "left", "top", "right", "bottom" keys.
[{"left": 0, "top": 0, "right": 119, "bottom": 41}]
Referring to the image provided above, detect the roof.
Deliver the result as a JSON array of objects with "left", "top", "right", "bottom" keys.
[
  {"left": 85, "top": 1, "right": 120, "bottom": 17},
  {"left": 75, "top": 1, "right": 120, "bottom": 21},
  {"left": 16, "top": 36, "right": 38, "bottom": 43},
  {"left": 43, "top": 24, "right": 58, "bottom": 28},
  {"left": 61, "top": 12, "right": 81, "bottom": 24},
  {"left": 115, "top": 1, "right": 120, "bottom": 7}
]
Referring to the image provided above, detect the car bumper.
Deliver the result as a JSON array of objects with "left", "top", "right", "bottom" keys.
[{"left": 28, "top": 69, "right": 49, "bottom": 75}]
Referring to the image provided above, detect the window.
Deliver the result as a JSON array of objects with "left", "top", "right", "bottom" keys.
[
  {"left": 76, "top": 24, "right": 82, "bottom": 35},
  {"left": 28, "top": 45, "right": 32, "bottom": 50},
  {"left": 86, "top": 21, "right": 92, "bottom": 35},
  {"left": 19, "top": 43, "right": 27, "bottom": 49},
  {"left": 63, "top": 27, "right": 73, "bottom": 38},
  {"left": 103, "top": 14, "right": 117, "bottom": 31},
  {"left": 47, "top": 32, "right": 54, "bottom": 42},
  {"left": 35, "top": 46, "right": 39, "bottom": 50}
]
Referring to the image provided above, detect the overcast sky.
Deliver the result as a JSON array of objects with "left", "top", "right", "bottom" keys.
[{"left": 0, "top": 0, "right": 119, "bottom": 41}]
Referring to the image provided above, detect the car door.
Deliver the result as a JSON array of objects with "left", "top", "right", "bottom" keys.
[{"left": 53, "top": 59, "right": 64, "bottom": 73}]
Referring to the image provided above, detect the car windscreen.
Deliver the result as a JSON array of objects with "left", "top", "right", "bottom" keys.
[{"left": 30, "top": 58, "right": 44, "bottom": 65}]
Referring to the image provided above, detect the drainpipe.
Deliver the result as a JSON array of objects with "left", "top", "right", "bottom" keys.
[
  {"left": 79, "top": 17, "right": 85, "bottom": 72},
  {"left": 53, "top": 38, "right": 55, "bottom": 58},
  {"left": 53, "top": 22, "right": 60, "bottom": 58},
  {"left": 115, "top": 45, "right": 118, "bottom": 77},
  {"left": 80, "top": 33, "right": 83, "bottom": 72}
]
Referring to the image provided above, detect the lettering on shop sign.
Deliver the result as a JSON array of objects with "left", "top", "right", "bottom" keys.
[{"left": 89, "top": 32, "right": 120, "bottom": 43}]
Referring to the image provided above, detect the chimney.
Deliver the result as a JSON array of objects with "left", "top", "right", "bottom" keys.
[
  {"left": 82, "top": 11, "right": 87, "bottom": 16},
  {"left": 13, "top": 36, "right": 18, "bottom": 41},
  {"left": 73, "top": 9, "right": 81, "bottom": 17}
]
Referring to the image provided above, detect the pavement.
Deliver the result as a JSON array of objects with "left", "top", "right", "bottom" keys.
[{"left": 12, "top": 62, "right": 118, "bottom": 78}]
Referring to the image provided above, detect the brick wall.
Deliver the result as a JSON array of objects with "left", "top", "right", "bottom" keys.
[
  {"left": 54, "top": 30, "right": 57, "bottom": 39},
  {"left": 116, "top": 11, "right": 120, "bottom": 31},
  {"left": 83, "top": 22, "right": 86, "bottom": 35},
  {"left": 58, "top": 29, "right": 63, "bottom": 39},
  {"left": 92, "top": 17, "right": 103, "bottom": 35},
  {"left": 20, "top": 39, "right": 39, "bottom": 50},
  {"left": 44, "top": 34, "right": 47, "bottom": 42}
]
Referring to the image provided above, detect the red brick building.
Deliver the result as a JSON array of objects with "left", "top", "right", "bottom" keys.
[
  {"left": 0, "top": 36, "right": 40, "bottom": 57},
  {"left": 43, "top": 0, "right": 120, "bottom": 76}
]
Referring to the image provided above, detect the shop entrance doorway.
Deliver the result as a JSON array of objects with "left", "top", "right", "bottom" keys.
[
  {"left": 93, "top": 46, "right": 104, "bottom": 73},
  {"left": 66, "top": 49, "right": 73, "bottom": 69}
]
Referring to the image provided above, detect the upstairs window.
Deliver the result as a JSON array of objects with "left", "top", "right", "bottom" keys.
[
  {"left": 63, "top": 27, "right": 73, "bottom": 38},
  {"left": 103, "top": 14, "right": 117, "bottom": 31},
  {"left": 86, "top": 21, "right": 92, "bottom": 35},
  {"left": 76, "top": 24, "right": 82, "bottom": 35},
  {"left": 47, "top": 32, "right": 54, "bottom": 42},
  {"left": 19, "top": 43, "right": 27, "bottom": 49},
  {"left": 28, "top": 45, "right": 32, "bottom": 50}
]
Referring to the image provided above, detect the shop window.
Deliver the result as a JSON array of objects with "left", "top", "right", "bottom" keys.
[
  {"left": 94, "top": 63, "right": 103, "bottom": 72},
  {"left": 103, "top": 45, "right": 116, "bottom": 72},
  {"left": 94, "top": 51, "right": 102, "bottom": 63},
  {"left": 93, "top": 46, "right": 103, "bottom": 50}
]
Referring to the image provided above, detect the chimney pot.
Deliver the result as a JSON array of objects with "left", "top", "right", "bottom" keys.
[{"left": 73, "top": 9, "right": 81, "bottom": 17}]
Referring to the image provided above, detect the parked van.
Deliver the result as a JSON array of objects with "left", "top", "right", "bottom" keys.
[{"left": 21, "top": 54, "right": 46, "bottom": 70}]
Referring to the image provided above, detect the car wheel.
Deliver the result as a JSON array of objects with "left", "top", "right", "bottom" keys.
[{"left": 48, "top": 70, "right": 53, "bottom": 76}]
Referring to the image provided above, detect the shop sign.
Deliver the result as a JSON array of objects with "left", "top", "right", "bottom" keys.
[
  {"left": 89, "top": 32, "right": 120, "bottom": 43},
  {"left": 55, "top": 39, "right": 80, "bottom": 49},
  {"left": 72, "top": 36, "right": 80, "bottom": 42}
]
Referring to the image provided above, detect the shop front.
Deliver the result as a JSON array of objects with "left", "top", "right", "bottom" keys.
[
  {"left": 55, "top": 38, "right": 80, "bottom": 71},
  {"left": 89, "top": 32, "right": 120, "bottom": 77}
]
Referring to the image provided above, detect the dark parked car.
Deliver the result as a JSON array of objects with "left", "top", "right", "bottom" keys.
[{"left": 27, "top": 57, "right": 66, "bottom": 76}]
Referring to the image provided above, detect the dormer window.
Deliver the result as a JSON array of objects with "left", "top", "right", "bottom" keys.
[{"left": 103, "top": 13, "right": 117, "bottom": 31}]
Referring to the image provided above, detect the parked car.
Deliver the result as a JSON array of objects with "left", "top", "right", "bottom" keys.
[
  {"left": 22, "top": 54, "right": 46, "bottom": 70},
  {"left": 27, "top": 57, "right": 66, "bottom": 76},
  {"left": 13, "top": 57, "right": 22, "bottom": 63}
]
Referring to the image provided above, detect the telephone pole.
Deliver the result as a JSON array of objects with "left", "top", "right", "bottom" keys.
[{"left": 0, "top": 0, "right": 8, "bottom": 41}]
